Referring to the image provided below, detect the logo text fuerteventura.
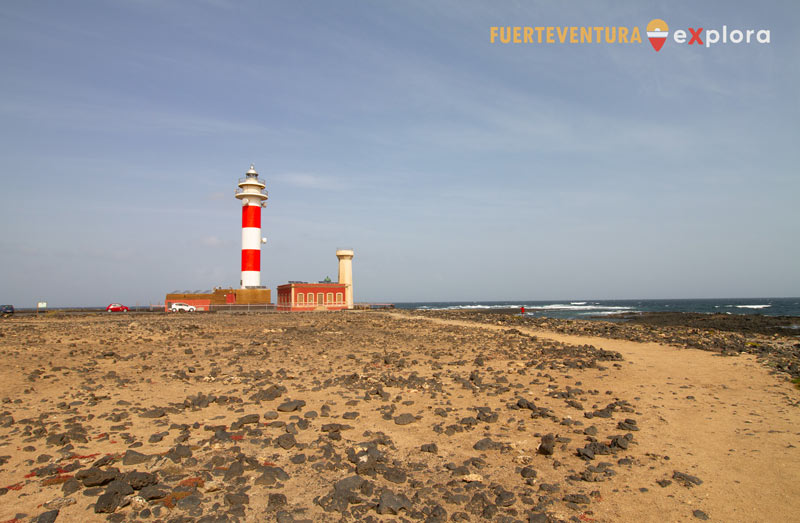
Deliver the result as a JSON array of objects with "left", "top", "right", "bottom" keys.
[{"left": 490, "top": 20, "right": 771, "bottom": 51}]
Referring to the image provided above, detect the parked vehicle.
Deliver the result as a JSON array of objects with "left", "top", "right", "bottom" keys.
[
  {"left": 170, "top": 302, "right": 196, "bottom": 313},
  {"left": 1, "top": 305, "right": 13, "bottom": 316},
  {"left": 106, "top": 303, "right": 129, "bottom": 312}
]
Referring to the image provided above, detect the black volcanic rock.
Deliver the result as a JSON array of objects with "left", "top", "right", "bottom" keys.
[
  {"left": 673, "top": 471, "right": 703, "bottom": 488},
  {"left": 473, "top": 438, "right": 503, "bottom": 451},
  {"left": 76, "top": 467, "right": 118, "bottom": 487},
  {"left": 250, "top": 385, "right": 286, "bottom": 402},
  {"left": 276, "top": 433, "right": 296, "bottom": 449},
  {"left": 231, "top": 413, "right": 260, "bottom": 430},
  {"left": 277, "top": 399, "right": 306, "bottom": 412},
  {"left": 34, "top": 510, "right": 59, "bottom": 523},
  {"left": 94, "top": 491, "right": 121, "bottom": 513},
  {"left": 125, "top": 471, "right": 158, "bottom": 490},
  {"left": 122, "top": 450, "right": 151, "bottom": 466},
  {"left": 377, "top": 489, "right": 412, "bottom": 515},
  {"left": 394, "top": 413, "right": 416, "bottom": 425},
  {"left": 538, "top": 434, "right": 555, "bottom": 455}
]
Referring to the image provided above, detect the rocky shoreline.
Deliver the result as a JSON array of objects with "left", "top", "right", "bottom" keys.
[
  {"left": 0, "top": 311, "right": 797, "bottom": 522},
  {"left": 404, "top": 310, "right": 800, "bottom": 380}
]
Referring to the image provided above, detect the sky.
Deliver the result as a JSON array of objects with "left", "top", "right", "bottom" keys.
[{"left": 0, "top": 1, "right": 798, "bottom": 306}]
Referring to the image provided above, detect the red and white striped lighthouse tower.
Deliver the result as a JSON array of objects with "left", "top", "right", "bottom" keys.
[{"left": 235, "top": 164, "right": 268, "bottom": 288}]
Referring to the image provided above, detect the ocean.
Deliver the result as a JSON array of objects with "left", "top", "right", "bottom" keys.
[{"left": 394, "top": 297, "right": 800, "bottom": 320}]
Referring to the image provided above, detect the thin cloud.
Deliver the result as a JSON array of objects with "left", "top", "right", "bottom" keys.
[
  {"left": 0, "top": 98, "right": 272, "bottom": 137},
  {"left": 272, "top": 173, "right": 343, "bottom": 191},
  {"left": 200, "top": 236, "right": 224, "bottom": 247},
  {"left": 208, "top": 191, "right": 228, "bottom": 201}
]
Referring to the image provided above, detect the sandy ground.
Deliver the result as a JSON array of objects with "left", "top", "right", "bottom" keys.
[
  {"left": 391, "top": 313, "right": 800, "bottom": 522},
  {"left": 0, "top": 311, "right": 797, "bottom": 522}
]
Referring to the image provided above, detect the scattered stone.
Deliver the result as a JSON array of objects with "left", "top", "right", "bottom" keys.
[
  {"left": 122, "top": 450, "right": 151, "bottom": 466},
  {"left": 224, "top": 492, "right": 250, "bottom": 506},
  {"left": 317, "top": 475, "right": 367, "bottom": 512},
  {"left": 255, "top": 466, "right": 290, "bottom": 486},
  {"left": 166, "top": 444, "right": 193, "bottom": 462},
  {"left": 673, "top": 471, "right": 703, "bottom": 488},
  {"left": 538, "top": 434, "right": 555, "bottom": 455},
  {"left": 377, "top": 489, "right": 412, "bottom": 515},
  {"left": 125, "top": 471, "right": 158, "bottom": 490},
  {"left": 230, "top": 413, "right": 260, "bottom": 430},
  {"left": 383, "top": 467, "right": 407, "bottom": 483},
  {"left": 495, "top": 489, "right": 516, "bottom": 507},
  {"left": 321, "top": 423, "right": 352, "bottom": 433},
  {"left": 563, "top": 493, "right": 590, "bottom": 505},
  {"left": 473, "top": 437, "right": 504, "bottom": 451},
  {"left": 421, "top": 443, "right": 438, "bottom": 453},
  {"left": 276, "top": 433, "right": 296, "bottom": 449},
  {"left": 278, "top": 399, "right": 306, "bottom": 412},
  {"left": 105, "top": 479, "right": 134, "bottom": 497},
  {"left": 43, "top": 497, "right": 75, "bottom": 510},
  {"left": 34, "top": 510, "right": 60, "bottom": 523},
  {"left": 251, "top": 385, "right": 286, "bottom": 402},
  {"left": 139, "top": 485, "right": 166, "bottom": 500},
  {"left": 76, "top": 467, "right": 117, "bottom": 488},
  {"left": 267, "top": 493, "right": 287, "bottom": 511},
  {"left": 94, "top": 491, "right": 121, "bottom": 513},
  {"left": 618, "top": 418, "right": 639, "bottom": 431},
  {"left": 224, "top": 460, "right": 244, "bottom": 481},
  {"left": 139, "top": 408, "right": 166, "bottom": 418},
  {"left": 394, "top": 413, "right": 416, "bottom": 425},
  {"left": 61, "top": 478, "right": 81, "bottom": 496}
]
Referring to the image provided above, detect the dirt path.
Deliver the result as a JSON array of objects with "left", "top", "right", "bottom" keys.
[{"left": 388, "top": 313, "right": 800, "bottom": 522}]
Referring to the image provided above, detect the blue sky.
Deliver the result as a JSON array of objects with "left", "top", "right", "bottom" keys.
[{"left": 1, "top": 1, "right": 798, "bottom": 306}]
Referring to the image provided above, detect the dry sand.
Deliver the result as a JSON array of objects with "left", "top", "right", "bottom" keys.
[{"left": 0, "top": 311, "right": 797, "bottom": 522}]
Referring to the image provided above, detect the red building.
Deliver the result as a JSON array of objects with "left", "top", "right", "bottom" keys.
[
  {"left": 277, "top": 282, "right": 347, "bottom": 311},
  {"left": 164, "top": 288, "right": 271, "bottom": 311}
]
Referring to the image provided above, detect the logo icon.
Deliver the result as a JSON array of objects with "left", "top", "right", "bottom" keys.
[{"left": 647, "top": 19, "right": 669, "bottom": 51}]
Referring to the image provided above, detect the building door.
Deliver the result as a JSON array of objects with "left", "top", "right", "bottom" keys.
[{"left": 318, "top": 293, "right": 324, "bottom": 305}]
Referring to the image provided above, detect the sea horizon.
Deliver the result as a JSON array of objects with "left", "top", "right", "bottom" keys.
[{"left": 393, "top": 297, "right": 800, "bottom": 320}]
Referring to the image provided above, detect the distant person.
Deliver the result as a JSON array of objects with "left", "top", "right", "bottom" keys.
[{"left": 520, "top": 306, "right": 526, "bottom": 316}]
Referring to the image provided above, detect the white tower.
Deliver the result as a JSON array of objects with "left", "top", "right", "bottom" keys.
[
  {"left": 336, "top": 249, "right": 354, "bottom": 309},
  {"left": 235, "top": 164, "right": 268, "bottom": 288}
]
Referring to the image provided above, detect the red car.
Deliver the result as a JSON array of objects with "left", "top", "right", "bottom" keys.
[{"left": 106, "top": 303, "right": 129, "bottom": 312}]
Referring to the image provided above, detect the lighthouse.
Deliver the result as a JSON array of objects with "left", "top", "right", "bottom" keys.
[
  {"left": 336, "top": 249, "right": 354, "bottom": 309},
  {"left": 235, "top": 164, "right": 268, "bottom": 288}
]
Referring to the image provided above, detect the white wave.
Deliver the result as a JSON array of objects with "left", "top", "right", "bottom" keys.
[
  {"left": 580, "top": 310, "right": 640, "bottom": 316},
  {"left": 570, "top": 302, "right": 587, "bottom": 305},
  {"left": 425, "top": 304, "right": 524, "bottom": 310},
  {"left": 530, "top": 304, "right": 633, "bottom": 311},
  {"left": 735, "top": 304, "right": 771, "bottom": 309}
]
